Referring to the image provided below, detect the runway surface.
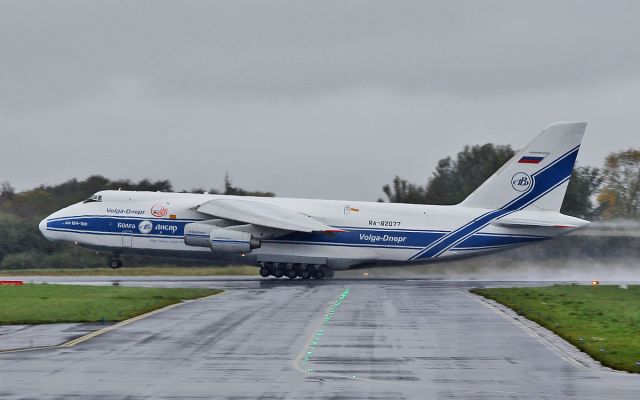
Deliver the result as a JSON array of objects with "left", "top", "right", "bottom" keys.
[{"left": 1, "top": 277, "right": 639, "bottom": 399}]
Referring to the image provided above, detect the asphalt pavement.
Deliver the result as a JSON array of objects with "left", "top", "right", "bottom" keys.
[{"left": 1, "top": 277, "right": 639, "bottom": 399}]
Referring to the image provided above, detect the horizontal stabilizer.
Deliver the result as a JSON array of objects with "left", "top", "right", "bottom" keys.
[
  {"left": 491, "top": 219, "right": 576, "bottom": 229},
  {"left": 492, "top": 211, "right": 590, "bottom": 230}
]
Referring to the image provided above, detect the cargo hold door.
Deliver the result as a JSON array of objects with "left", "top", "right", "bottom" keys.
[{"left": 122, "top": 231, "right": 133, "bottom": 248}]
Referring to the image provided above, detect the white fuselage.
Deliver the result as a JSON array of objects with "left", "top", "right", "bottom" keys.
[{"left": 40, "top": 190, "right": 588, "bottom": 270}]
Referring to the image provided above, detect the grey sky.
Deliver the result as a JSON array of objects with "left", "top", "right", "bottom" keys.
[{"left": 1, "top": 0, "right": 638, "bottom": 201}]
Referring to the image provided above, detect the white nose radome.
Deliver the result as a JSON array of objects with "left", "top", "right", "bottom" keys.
[{"left": 39, "top": 217, "right": 48, "bottom": 237}]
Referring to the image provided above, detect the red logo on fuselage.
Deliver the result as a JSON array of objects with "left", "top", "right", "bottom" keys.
[{"left": 151, "top": 204, "right": 168, "bottom": 217}]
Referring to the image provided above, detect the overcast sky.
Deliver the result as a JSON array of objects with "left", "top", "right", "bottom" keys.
[{"left": 1, "top": 1, "right": 638, "bottom": 201}]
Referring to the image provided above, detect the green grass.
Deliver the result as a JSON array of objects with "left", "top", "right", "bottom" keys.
[
  {"left": 0, "top": 284, "right": 222, "bottom": 324},
  {"left": 471, "top": 285, "right": 640, "bottom": 373},
  {"left": 0, "top": 266, "right": 258, "bottom": 276}
]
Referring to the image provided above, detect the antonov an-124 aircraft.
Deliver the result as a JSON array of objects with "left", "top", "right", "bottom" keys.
[{"left": 40, "top": 122, "right": 589, "bottom": 279}]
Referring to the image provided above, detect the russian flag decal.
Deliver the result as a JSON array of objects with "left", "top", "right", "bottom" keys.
[{"left": 518, "top": 152, "right": 549, "bottom": 164}]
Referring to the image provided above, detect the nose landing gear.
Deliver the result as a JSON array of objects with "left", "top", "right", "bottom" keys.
[{"left": 109, "top": 255, "right": 123, "bottom": 269}]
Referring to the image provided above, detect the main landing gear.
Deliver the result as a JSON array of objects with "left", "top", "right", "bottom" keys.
[
  {"left": 109, "top": 255, "right": 123, "bottom": 269},
  {"left": 258, "top": 262, "right": 333, "bottom": 280}
]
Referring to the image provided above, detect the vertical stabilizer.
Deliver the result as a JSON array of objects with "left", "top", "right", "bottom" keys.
[{"left": 460, "top": 122, "right": 586, "bottom": 211}]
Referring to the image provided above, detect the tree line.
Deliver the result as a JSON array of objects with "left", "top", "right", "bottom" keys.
[{"left": 0, "top": 145, "right": 637, "bottom": 269}]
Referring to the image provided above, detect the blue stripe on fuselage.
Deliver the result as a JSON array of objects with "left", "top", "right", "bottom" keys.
[
  {"left": 47, "top": 217, "right": 186, "bottom": 237},
  {"left": 275, "top": 229, "right": 446, "bottom": 249}
]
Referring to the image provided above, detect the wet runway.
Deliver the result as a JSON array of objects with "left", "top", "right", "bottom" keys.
[{"left": 1, "top": 277, "right": 639, "bottom": 399}]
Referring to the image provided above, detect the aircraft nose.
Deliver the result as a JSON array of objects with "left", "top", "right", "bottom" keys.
[{"left": 39, "top": 217, "right": 48, "bottom": 237}]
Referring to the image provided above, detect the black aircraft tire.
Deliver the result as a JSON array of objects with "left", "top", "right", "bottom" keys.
[
  {"left": 259, "top": 267, "right": 270, "bottom": 277},
  {"left": 286, "top": 270, "right": 297, "bottom": 279},
  {"left": 299, "top": 269, "right": 312, "bottom": 279},
  {"left": 110, "top": 259, "right": 122, "bottom": 269}
]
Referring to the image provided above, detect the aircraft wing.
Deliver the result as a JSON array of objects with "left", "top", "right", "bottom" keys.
[{"left": 196, "top": 198, "right": 342, "bottom": 233}]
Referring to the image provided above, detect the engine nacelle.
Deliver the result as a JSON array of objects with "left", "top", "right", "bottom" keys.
[
  {"left": 210, "top": 228, "right": 260, "bottom": 253},
  {"left": 184, "top": 223, "right": 261, "bottom": 253}
]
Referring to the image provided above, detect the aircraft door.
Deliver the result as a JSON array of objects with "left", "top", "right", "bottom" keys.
[{"left": 122, "top": 231, "right": 133, "bottom": 247}]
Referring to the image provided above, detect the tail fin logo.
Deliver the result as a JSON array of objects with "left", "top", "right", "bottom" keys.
[{"left": 511, "top": 172, "right": 532, "bottom": 192}]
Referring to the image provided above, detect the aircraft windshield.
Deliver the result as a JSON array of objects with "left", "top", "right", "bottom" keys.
[{"left": 83, "top": 194, "right": 103, "bottom": 203}]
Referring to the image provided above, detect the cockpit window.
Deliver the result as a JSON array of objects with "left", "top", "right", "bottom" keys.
[{"left": 83, "top": 194, "right": 103, "bottom": 203}]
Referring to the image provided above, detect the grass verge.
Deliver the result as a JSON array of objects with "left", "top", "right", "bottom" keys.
[
  {"left": 0, "top": 283, "right": 222, "bottom": 324},
  {"left": 471, "top": 285, "right": 640, "bottom": 373},
  {"left": 0, "top": 266, "right": 257, "bottom": 276}
]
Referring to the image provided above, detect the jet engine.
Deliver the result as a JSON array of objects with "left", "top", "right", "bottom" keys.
[{"left": 184, "top": 222, "right": 261, "bottom": 253}]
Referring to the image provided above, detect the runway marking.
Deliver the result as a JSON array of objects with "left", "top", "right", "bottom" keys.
[
  {"left": 293, "top": 287, "right": 351, "bottom": 374},
  {"left": 0, "top": 292, "right": 224, "bottom": 354},
  {"left": 468, "top": 292, "right": 606, "bottom": 371}
]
